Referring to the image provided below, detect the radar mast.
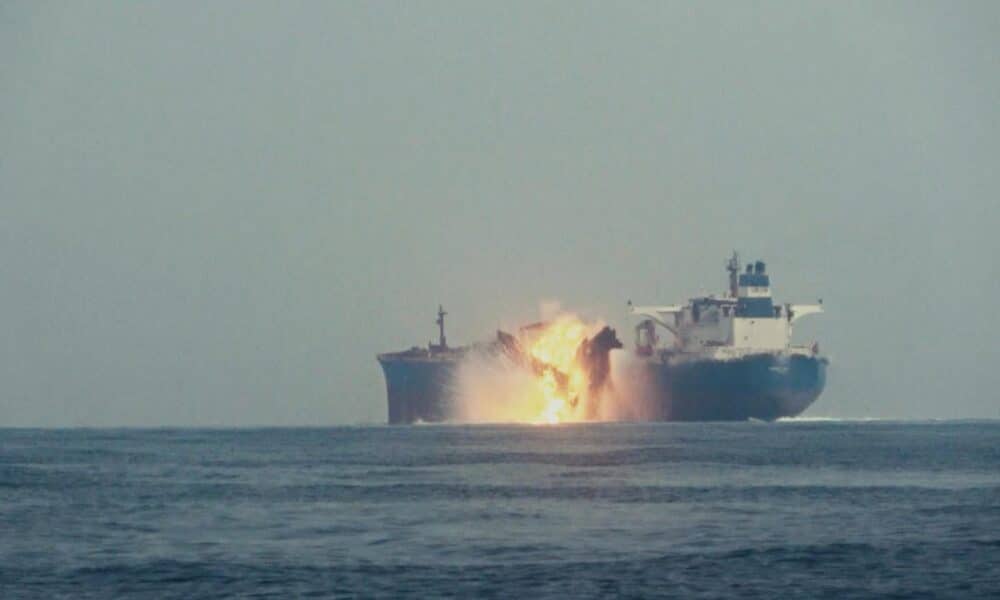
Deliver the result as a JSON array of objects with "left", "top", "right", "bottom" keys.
[
  {"left": 435, "top": 305, "right": 448, "bottom": 350},
  {"left": 726, "top": 251, "right": 740, "bottom": 298}
]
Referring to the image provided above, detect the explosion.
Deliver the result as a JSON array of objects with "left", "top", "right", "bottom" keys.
[
  {"left": 452, "top": 311, "right": 622, "bottom": 424},
  {"left": 524, "top": 315, "right": 595, "bottom": 424}
]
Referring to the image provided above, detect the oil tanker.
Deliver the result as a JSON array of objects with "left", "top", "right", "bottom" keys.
[{"left": 377, "top": 253, "right": 826, "bottom": 423}]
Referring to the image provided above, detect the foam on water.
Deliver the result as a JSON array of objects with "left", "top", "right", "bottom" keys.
[{"left": 776, "top": 416, "right": 887, "bottom": 422}]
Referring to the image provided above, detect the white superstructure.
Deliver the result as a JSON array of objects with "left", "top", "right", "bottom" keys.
[{"left": 630, "top": 253, "right": 822, "bottom": 357}]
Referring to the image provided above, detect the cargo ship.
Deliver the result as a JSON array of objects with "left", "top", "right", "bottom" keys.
[{"left": 376, "top": 253, "right": 826, "bottom": 423}]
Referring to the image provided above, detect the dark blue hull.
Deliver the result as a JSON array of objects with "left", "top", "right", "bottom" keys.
[
  {"left": 639, "top": 353, "right": 827, "bottom": 421},
  {"left": 378, "top": 352, "right": 826, "bottom": 424},
  {"left": 378, "top": 357, "right": 459, "bottom": 424}
]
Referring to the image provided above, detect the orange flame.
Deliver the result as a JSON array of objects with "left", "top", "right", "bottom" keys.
[
  {"left": 524, "top": 315, "right": 599, "bottom": 424},
  {"left": 452, "top": 311, "right": 613, "bottom": 425}
]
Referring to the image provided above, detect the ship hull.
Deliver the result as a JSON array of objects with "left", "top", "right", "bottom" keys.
[
  {"left": 638, "top": 353, "right": 827, "bottom": 421},
  {"left": 378, "top": 351, "right": 826, "bottom": 424},
  {"left": 378, "top": 357, "right": 458, "bottom": 424}
]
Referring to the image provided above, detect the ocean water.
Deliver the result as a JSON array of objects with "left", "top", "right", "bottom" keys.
[{"left": 1, "top": 421, "right": 998, "bottom": 598}]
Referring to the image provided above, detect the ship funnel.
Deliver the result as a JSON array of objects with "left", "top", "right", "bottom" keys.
[{"left": 754, "top": 261, "right": 766, "bottom": 274}]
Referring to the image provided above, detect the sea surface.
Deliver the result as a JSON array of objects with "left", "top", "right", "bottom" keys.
[{"left": 1, "top": 421, "right": 999, "bottom": 598}]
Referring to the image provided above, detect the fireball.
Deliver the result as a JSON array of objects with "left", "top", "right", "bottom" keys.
[
  {"left": 524, "top": 315, "right": 599, "bottom": 424},
  {"left": 452, "top": 311, "right": 620, "bottom": 425}
]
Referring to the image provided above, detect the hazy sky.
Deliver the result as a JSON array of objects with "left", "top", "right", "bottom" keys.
[{"left": 2, "top": 2, "right": 998, "bottom": 425}]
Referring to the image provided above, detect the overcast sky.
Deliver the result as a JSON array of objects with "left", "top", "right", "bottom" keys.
[{"left": 2, "top": 1, "right": 998, "bottom": 425}]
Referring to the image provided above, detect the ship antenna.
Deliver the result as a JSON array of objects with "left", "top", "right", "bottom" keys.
[
  {"left": 726, "top": 251, "right": 740, "bottom": 298},
  {"left": 436, "top": 305, "right": 448, "bottom": 350}
]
